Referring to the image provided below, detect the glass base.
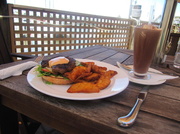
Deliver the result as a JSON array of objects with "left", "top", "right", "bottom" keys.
[
  {"left": 173, "top": 64, "right": 180, "bottom": 69},
  {"left": 129, "top": 71, "right": 151, "bottom": 80}
]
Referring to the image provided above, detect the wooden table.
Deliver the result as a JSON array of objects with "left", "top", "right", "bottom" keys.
[{"left": 0, "top": 45, "right": 180, "bottom": 134}]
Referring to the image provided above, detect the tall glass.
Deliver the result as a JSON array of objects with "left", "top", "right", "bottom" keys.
[{"left": 132, "top": 25, "right": 161, "bottom": 78}]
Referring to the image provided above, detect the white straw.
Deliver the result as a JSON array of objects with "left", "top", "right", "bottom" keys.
[{"left": 0, "top": 15, "right": 123, "bottom": 32}]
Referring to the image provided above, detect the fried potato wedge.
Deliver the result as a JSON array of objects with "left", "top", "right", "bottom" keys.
[
  {"left": 67, "top": 82, "right": 100, "bottom": 93},
  {"left": 81, "top": 62, "right": 107, "bottom": 74},
  {"left": 65, "top": 66, "right": 87, "bottom": 82},
  {"left": 67, "top": 70, "right": 118, "bottom": 93},
  {"left": 91, "top": 64, "right": 107, "bottom": 74},
  {"left": 81, "top": 62, "right": 95, "bottom": 67},
  {"left": 103, "top": 70, "right": 118, "bottom": 79},
  {"left": 66, "top": 62, "right": 118, "bottom": 93},
  {"left": 83, "top": 73, "right": 100, "bottom": 81},
  {"left": 96, "top": 70, "right": 117, "bottom": 90},
  {"left": 75, "top": 72, "right": 92, "bottom": 82}
]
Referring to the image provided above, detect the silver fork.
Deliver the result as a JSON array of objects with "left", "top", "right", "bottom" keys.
[{"left": 34, "top": 56, "right": 44, "bottom": 64}]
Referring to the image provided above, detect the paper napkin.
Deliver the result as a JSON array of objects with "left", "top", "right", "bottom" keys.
[{"left": 0, "top": 61, "right": 38, "bottom": 80}]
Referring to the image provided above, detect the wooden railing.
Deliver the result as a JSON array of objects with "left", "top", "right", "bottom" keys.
[{"left": 8, "top": 4, "right": 135, "bottom": 57}]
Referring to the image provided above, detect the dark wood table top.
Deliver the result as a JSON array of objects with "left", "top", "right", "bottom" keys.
[{"left": 0, "top": 45, "right": 180, "bottom": 134}]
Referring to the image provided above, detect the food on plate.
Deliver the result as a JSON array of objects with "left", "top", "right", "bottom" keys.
[
  {"left": 41, "top": 56, "right": 76, "bottom": 75},
  {"left": 41, "top": 75, "right": 72, "bottom": 85},
  {"left": 83, "top": 73, "right": 100, "bottom": 82},
  {"left": 64, "top": 66, "right": 91, "bottom": 82},
  {"left": 67, "top": 70, "right": 117, "bottom": 93},
  {"left": 36, "top": 56, "right": 118, "bottom": 93},
  {"left": 36, "top": 57, "right": 76, "bottom": 85}
]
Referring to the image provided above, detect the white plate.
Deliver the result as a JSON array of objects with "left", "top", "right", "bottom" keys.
[
  {"left": 126, "top": 65, "right": 166, "bottom": 85},
  {"left": 27, "top": 59, "right": 129, "bottom": 100}
]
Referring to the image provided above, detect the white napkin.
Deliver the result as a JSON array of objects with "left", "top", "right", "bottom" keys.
[{"left": 0, "top": 61, "right": 38, "bottom": 80}]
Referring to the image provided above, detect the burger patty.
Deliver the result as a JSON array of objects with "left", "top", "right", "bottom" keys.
[{"left": 41, "top": 57, "right": 76, "bottom": 75}]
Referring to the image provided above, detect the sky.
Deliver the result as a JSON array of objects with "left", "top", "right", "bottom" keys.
[
  {"left": 52, "top": 0, "right": 131, "bottom": 18},
  {"left": 7, "top": 0, "right": 180, "bottom": 21},
  {"left": 175, "top": 3, "right": 180, "bottom": 16},
  {"left": 7, "top": 0, "right": 131, "bottom": 18}
]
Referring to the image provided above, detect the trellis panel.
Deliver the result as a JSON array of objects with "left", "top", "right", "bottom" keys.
[{"left": 8, "top": 4, "right": 134, "bottom": 57}]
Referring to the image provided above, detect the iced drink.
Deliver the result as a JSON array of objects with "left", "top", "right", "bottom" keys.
[{"left": 133, "top": 25, "right": 161, "bottom": 77}]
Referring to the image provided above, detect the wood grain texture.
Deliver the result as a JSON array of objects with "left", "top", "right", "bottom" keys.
[{"left": 0, "top": 45, "right": 180, "bottom": 134}]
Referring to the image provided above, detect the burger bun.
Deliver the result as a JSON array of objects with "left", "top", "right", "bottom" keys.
[{"left": 42, "top": 76, "right": 72, "bottom": 85}]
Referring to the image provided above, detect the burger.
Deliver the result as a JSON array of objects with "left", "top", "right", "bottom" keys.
[{"left": 36, "top": 56, "right": 78, "bottom": 85}]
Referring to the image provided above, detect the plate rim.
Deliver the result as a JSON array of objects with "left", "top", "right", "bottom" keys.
[{"left": 27, "top": 59, "right": 129, "bottom": 100}]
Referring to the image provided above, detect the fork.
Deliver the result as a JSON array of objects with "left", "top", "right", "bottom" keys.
[{"left": 34, "top": 55, "right": 44, "bottom": 64}]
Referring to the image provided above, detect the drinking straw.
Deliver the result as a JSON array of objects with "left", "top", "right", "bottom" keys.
[
  {"left": 0, "top": 15, "right": 111, "bottom": 32},
  {"left": 148, "top": 5, "right": 154, "bottom": 24}
]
